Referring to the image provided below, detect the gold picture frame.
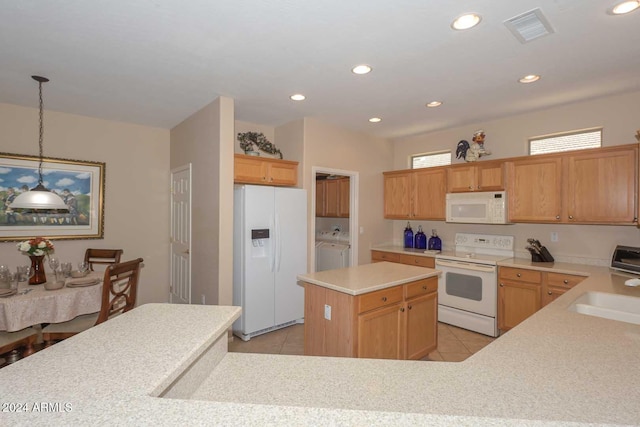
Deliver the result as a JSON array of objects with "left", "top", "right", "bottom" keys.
[{"left": 0, "top": 152, "right": 105, "bottom": 241}]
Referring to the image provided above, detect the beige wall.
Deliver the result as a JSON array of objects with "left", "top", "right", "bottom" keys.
[
  {"left": 393, "top": 90, "right": 640, "bottom": 169},
  {"left": 302, "top": 117, "right": 394, "bottom": 266},
  {"left": 0, "top": 103, "right": 170, "bottom": 304},
  {"left": 387, "top": 90, "right": 640, "bottom": 263},
  {"left": 170, "top": 97, "right": 235, "bottom": 305}
]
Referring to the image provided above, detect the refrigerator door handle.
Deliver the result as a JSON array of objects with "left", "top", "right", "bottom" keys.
[
  {"left": 269, "top": 214, "right": 276, "bottom": 272},
  {"left": 275, "top": 212, "right": 281, "bottom": 272}
]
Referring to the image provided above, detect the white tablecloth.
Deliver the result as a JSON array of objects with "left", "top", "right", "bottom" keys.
[{"left": 0, "top": 272, "right": 102, "bottom": 332}]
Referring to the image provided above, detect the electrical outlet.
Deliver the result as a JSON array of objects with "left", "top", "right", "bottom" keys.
[
  {"left": 551, "top": 232, "right": 559, "bottom": 242},
  {"left": 324, "top": 304, "right": 332, "bottom": 320}
]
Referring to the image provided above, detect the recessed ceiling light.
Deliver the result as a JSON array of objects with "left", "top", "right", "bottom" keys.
[
  {"left": 352, "top": 64, "right": 372, "bottom": 75},
  {"left": 519, "top": 74, "right": 541, "bottom": 83},
  {"left": 369, "top": 117, "right": 382, "bottom": 123},
  {"left": 290, "top": 94, "right": 306, "bottom": 101},
  {"left": 426, "top": 101, "right": 443, "bottom": 108},
  {"left": 611, "top": 1, "right": 639, "bottom": 14},
  {"left": 451, "top": 13, "right": 482, "bottom": 30}
]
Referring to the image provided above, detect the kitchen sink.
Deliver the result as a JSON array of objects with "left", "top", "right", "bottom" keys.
[{"left": 568, "top": 292, "right": 640, "bottom": 325}]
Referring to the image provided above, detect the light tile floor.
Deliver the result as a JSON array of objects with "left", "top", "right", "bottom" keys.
[{"left": 229, "top": 322, "right": 496, "bottom": 361}]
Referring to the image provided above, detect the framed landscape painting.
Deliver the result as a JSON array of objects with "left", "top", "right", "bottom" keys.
[{"left": 0, "top": 152, "right": 105, "bottom": 241}]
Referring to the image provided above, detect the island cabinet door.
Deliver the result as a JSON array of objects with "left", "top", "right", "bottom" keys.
[
  {"left": 357, "top": 303, "right": 404, "bottom": 359},
  {"left": 404, "top": 292, "right": 437, "bottom": 360}
]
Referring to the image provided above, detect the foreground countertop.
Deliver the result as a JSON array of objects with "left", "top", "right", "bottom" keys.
[
  {"left": 2, "top": 267, "right": 640, "bottom": 425},
  {"left": 297, "top": 261, "right": 440, "bottom": 295}
]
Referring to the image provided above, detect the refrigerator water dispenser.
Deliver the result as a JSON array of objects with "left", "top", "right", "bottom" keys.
[{"left": 251, "top": 228, "right": 270, "bottom": 258}]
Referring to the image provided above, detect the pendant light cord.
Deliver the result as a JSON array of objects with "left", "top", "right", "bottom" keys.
[{"left": 37, "top": 79, "right": 44, "bottom": 186}]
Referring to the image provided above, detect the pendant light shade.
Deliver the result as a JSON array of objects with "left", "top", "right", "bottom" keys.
[{"left": 9, "top": 76, "right": 68, "bottom": 211}]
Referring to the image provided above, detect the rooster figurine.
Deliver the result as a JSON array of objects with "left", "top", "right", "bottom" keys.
[{"left": 456, "top": 130, "right": 491, "bottom": 162}]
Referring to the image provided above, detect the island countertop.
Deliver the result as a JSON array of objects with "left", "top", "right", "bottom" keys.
[
  {"left": 297, "top": 261, "right": 440, "bottom": 295},
  {"left": 2, "top": 269, "right": 640, "bottom": 425}
]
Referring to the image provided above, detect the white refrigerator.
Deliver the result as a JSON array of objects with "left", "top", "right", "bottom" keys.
[{"left": 233, "top": 185, "right": 307, "bottom": 341}]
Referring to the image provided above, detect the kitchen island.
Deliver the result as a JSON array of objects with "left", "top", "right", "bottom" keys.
[
  {"left": 1, "top": 268, "right": 640, "bottom": 425},
  {"left": 298, "top": 262, "right": 440, "bottom": 359}
]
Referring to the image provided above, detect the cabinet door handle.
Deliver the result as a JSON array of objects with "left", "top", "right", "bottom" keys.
[
  {"left": 548, "top": 291, "right": 553, "bottom": 295},
  {"left": 477, "top": 185, "right": 481, "bottom": 190},
  {"left": 556, "top": 215, "right": 560, "bottom": 220},
  {"left": 563, "top": 279, "right": 569, "bottom": 284},
  {"left": 262, "top": 176, "right": 267, "bottom": 181},
  {"left": 499, "top": 283, "right": 504, "bottom": 287},
  {"left": 270, "top": 177, "right": 274, "bottom": 182},
  {"left": 408, "top": 305, "right": 413, "bottom": 310},
  {"left": 468, "top": 185, "right": 473, "bottom": 190},
  {"left": 422, "top": 285, "right": 427, "bottom": 290},
  {"left": 400, "top": 307, "right": 405, "bottom": 312},
  {"left": 568, "top": 215, "right": 573, "bottom": 220},
  {"left": 381, "top": 297, "right": 387, "bottom": 302},
  {"left": 516, "top": 273, "right": 521, "bottom": 277}
]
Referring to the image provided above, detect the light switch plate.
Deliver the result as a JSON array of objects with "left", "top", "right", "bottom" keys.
[{"left": 324, "top": 304, "right": 332, "bottom": 320}]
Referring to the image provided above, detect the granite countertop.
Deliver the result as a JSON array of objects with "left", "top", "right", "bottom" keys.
[
  {"left": 1, "top": 268, "right": 640, "bottom": 425},
  {"left": 297, "top": 261, "right": 440, "bottom": 295}
]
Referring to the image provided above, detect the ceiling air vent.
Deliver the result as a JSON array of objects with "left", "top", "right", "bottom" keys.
[{"left": 504, "top": 8, "right": 554, "bottom": 44}]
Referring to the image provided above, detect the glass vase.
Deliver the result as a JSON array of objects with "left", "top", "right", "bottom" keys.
[{"left": 29, "top": 255, "right": 46, "bottom": 285}]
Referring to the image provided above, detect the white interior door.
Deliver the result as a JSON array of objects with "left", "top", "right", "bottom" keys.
[{"left": 170, "top": 165, "right": 191, "bottom": 304}]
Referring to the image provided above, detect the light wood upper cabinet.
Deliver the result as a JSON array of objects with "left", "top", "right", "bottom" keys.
[
  {"left": 316, "top": 178, "right": 350, "bottom": 218},
  {"left": 448, "top": 161, "right": 505, "bottom": 193},
  {"left": 383, "top": 171, "right": 412, "bottom": 219},
  {"left": 413, "top": 168, "right": 447, "bottom": 220},
  {"left": 315, "top": 180, "right": 325, "bottom": 216},
  {"left": 338, "top": 177, "right": 350, "bottom": 217},
  {"left": 507, "top": 145, "right": 637, "bottom": 224},
  {"left": 383, "top": 168, "right": 446, "bottom": 220},
  {"left": 566, "top": 146, "right": 637, "bottom": 223},
  {"left": 234, "top": 154, "right": 298, "bottom": 186},
  {"left": 507, "top": 157, "right": 563, "bottom": 222}
]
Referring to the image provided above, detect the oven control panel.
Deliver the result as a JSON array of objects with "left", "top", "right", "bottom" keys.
[{"left": 454, "top": 233, "right": 514, "bottom": 251}]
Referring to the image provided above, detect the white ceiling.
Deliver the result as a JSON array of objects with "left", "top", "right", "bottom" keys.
[{"left": 1, "top": 0, "right": 639, "bottom": 140}]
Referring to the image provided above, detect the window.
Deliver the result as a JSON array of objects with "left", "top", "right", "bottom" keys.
[
  {"left": 411, "top": 151, "right": 451, "bottom": 169},
  {"left": 529, "top": 128, "right": 602, "bottom": 155}
]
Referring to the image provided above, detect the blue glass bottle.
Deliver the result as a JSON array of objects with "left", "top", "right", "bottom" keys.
[
  {"left": 428, "top": 229, "right": 442, "bottom": 251},
  {"left": 403, "top": 222, "right": 414, "bottom": 248},
  {"left": 414, "top": 225, "right": 427, "bottom": 250}
]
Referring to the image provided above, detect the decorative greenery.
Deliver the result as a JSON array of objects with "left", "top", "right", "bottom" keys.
[
  {"left": 16, "top": 236, "right": 55, "bottom": 256},
  {"left": 237, "top": 132, "right": 283, "bottom": 159}
]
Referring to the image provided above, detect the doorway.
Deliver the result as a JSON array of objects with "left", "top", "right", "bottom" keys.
[{"left": 311, "top": 166, "right": 359, "bottom": 272}]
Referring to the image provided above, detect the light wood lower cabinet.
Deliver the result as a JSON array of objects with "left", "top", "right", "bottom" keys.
[
  {"left": 542, "top": 272, "right": 585, "bottom": 306},
  {"left": 498, "top": 266, "right": 585, "bottom": 331},
  {"left": 304, "top": 276, "right": 438, "bottom": 360}
]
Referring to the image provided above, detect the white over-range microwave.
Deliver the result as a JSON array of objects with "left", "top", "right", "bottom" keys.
[{"left": 446, "top": 191, "right": 509, "bottom": 224}]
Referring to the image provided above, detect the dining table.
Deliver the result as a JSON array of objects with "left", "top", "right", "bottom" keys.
[{"left": 0, "top": 271, "right": 103, "bottom": 332}]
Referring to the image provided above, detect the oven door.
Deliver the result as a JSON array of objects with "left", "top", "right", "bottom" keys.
[{"left": 435, "top": 259, "right": 497, "bottom": 317}]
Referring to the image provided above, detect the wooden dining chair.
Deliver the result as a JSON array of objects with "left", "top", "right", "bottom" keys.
[
  {"left": 0, "top": 328, "right": 38, "bottom": 363},
  {"left": 42, "top": 258, "right": 143, "bottom": 346},
  {"left": 84, "top": 248, "right": 124, "bottom": 271}
]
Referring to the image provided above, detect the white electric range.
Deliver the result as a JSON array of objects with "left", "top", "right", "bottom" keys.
[{"left": 435, "top": 233, "right": 514, "bottom": 337}]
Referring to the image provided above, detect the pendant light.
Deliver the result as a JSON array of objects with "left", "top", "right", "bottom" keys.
[{"left": 10, "top": 76, "right": 68, "bottom": 211}]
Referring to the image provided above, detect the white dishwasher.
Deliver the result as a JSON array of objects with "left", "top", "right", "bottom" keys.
[{"left": 316, "top": 242, "right": 350, "bottom": 271}]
